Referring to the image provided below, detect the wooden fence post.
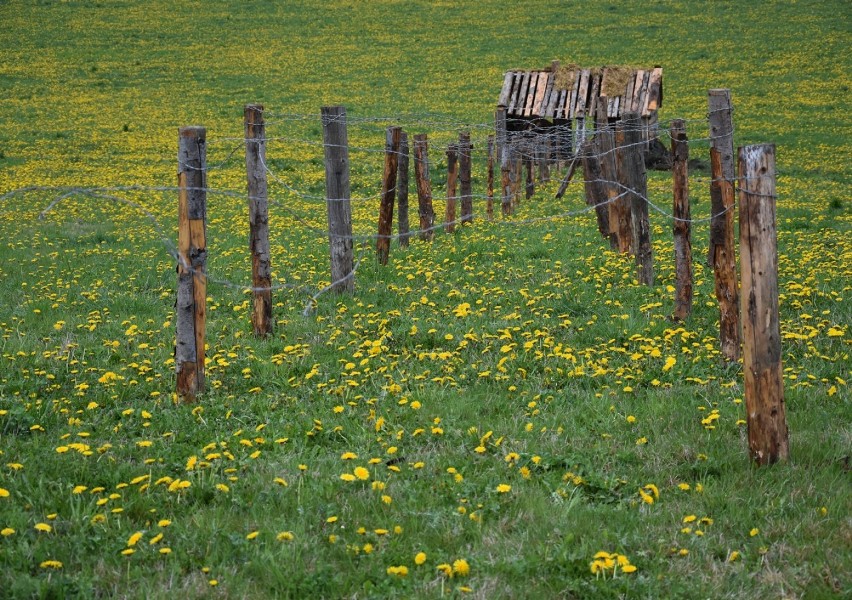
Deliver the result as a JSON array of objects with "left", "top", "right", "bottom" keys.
[
  {"left": 377, "top": 126, "right": 401, "bottom": 265},
  {"left": 397, "top": 132, "right": 410, "bottom": 248},
  {"left": 321, "top": 106, "right": 355, "bottom": 292},
  {"left": 496, "top": 106, "right": 512, "bottom": 217},
  {"left": 413, "top": 133, "right": 434, "bottom": 241},
  {"left": 445, "top": 143, "right": 458, "bottom": 233},
  {"left": 244, "top": 104, "right": 273, "bottom": 337},
  {"left": 603, "top": 124, "right": 630, "bottom": 253},
  {"left": 709, "top": 89, "right": 740, "bottom": 361},
  {"left": 486, "top": 134, "right": 495, "bottom": 220},
  {"left": 580, "top": 138, "right": 610, "bottom": 242},
  {"left": 619, "top": 111, "right": 653, "bottom": 285},
  {"left": 671, "top": 119, "right": 692, "bottom": 321},
  {"left": 739, "top": 143, "right": 788, "bottom": 464},
  {"left": 176, "top": 126, "right": 207, "bottom": 402},
  {"left": 459, "top": 131, "right": 473, "bottom": 224}
]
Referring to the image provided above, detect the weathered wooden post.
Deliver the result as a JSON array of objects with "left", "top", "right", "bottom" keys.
[
  {"left": 444, "top": 143, "right": 458, "bottom": 233},
  {"left": 176, "top": 126, "right": 207, "bottom": 402},
  {"left": 709, "top": 89, "right": 740, "bottom": 361},
  {"left": 321, "top": 106, "right": 355, "bottom": 293},
  {"left": 620, "top": 111, "right": 653, "bottom": 285},
  {"left": 459, "top": 131, "right": 473, "bottom": 224},
  {"left": 580, "top": 138, "right": 610, "bottom": 243},
  {"left": 244, "top": 104, "right": 273, "bottom": 338},
  {"left": 739, "top": 143, "right": 788, "bottom": 464},
  {"left": 486, "top": 134, "right": 495, "bottom": 220},
  {"left": 671, "top": 119, "right": 692, "bottom": 321},
  {"left": 496, "top": 106, "right": 512, "bottom": 217},
  {"left": 413, "top": 133, "right": 434, "bottom": 241},
  {"left": 602, "top": 123, "right": 630, "bottom": 253},
  {"left": 397, "top": 132, "right": 410, "bottom": 248},
  {"left": 376, "top": 126, "right": 401, "bottom": 264}
]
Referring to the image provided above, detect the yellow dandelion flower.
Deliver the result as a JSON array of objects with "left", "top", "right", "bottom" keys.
[
  {"left": 415, "top": 552, "right": 427, "bottom": 565},
  {"left": 246, "top": 531, "right": 259, "bottom": 540},
  {"left": 452, "top": 559, "right": 470, "bottom": 576},
  {"left": 34, "top": 523, "right": 52, "bottom": 533},
  {"left": 277, "top": 531, "right": 294, "bottom": 541},
  {"left": 1, "top": 528, "right": 15, "bottom": 536},
  {"left": 496, "top": 484, "right": 512, "bottom": 493},
  {"left": 353, "top": 467, "right": 370, "bottom": 480},
  {"left": 40, "top": 560, "right": 63, "bottom": 569},
  {"left": 127, "top": 531, "right": 143, "bottom": 546}
]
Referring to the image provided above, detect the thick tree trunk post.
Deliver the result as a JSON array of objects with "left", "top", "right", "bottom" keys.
[
  {"left": 486, "top": 134, "right": 495, "bottom": 220},
  {"left": 496, "top": 107, "right": 512, "bottom": 217},
  {"left": 580, "top": 138, "right": 610, "bottom": 241},
  {"left": 444, "top": 143, "right": 459, "bottom": 233},
  {"left": 413, "top": 133, "right": 434, "bottom": 241},
  {"left": 739, "top": 143, "right": 788, "bottom": 465},
  {"left": 708, "top": 89, "right": 735, "bottom": 267},
  {"left": 244, "top": 104, "right": 273, "bottom": 338},
  {"left": 459, "top": 131, "right": 473, "bottom": 224},
  {"left": 321, "top": 106, "right": 355, "bottom": 293},
  {"left": 597, "top": 125, "right": 621, "bottom": 251},
  {"left": 671, "top": 119, "right": 692, "bottom": 321},
  {"left": 176, "top": 126, "right": 207, "bottom": 402},
  {"left": 377, "top": 126, "right": 401, "bottom": 265},
  {"left": 709, "top": 89, "right": 741, "bottom": 362},
  {"left": 619, "top": 111, "right": 653, "bottom": 284},
  {"left": 397, "top": 132, "right": 410, "bottom": 248}
]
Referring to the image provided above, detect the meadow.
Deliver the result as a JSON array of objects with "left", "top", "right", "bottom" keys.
[{"left": 0, "top": 1, "right": 850, "bottom": 598}]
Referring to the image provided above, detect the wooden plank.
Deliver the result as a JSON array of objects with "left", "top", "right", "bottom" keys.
[
  {"left": 575, "top": 69, "right": 590, "bottom": 117},
  {"left": 498, "top": 71, "right": 514, "bottom": 107},
  {"left": 631, "top": 70, "right": 646, "bottom": 112},
  {"left": 543, "top": 73, "right": 556, "bottom": 118},
  {"left": 524, "top": 72, "right": 539, "bottom": 117},
  {"left": 516, "top": 71, "right": 531, "bottom": 117},
  {"left": 568, "top": 69, "right": 581, "bottom": 119},
  {"left": 507, "top": 72, "right": 521, "bottom": 115},
  {"left": 532, "top": 72, "right": 549, "bottom": 117},
  {"left": 556, "top": 89, "right": 567, "bottom": 119},
  {"left": 636, "top": 70, "right": 651, "bottom": 115},
  {"left": 646, "top": 67, "right": 663, "bottom": 112},
  {"left": 624, "top": 71, "right": 636, "bottom": 114},
  {"left": 587, "top": 71, "right": 601, "bottom": 127}
]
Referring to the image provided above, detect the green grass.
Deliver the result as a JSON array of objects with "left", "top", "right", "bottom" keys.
[{"left": 1, "top": 0, "right": 850, "bottom": 598}]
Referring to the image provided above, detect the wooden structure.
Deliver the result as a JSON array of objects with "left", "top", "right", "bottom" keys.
[{"left": 496, "top": 62, "right": 663, "bottom": 165}]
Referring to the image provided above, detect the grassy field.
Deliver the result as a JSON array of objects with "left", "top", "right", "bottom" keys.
[{"left": 0, "top": 1, "right": 850, "bottom": 598}]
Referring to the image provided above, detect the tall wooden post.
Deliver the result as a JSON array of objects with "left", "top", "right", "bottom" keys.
[
  {"left": 486, "top": 134, "right": 495, "bottom": 220},
  {"left": 620, "top": 111, "right": 653, "bottom": 285},
  {"left": 413, "top": 134, "right": 434, "bottom": 241},
  {"left": 459, "top": 131, "right": 473, "bottom": 224},
  {"left": 580, "top": 138, "right": 610, "bottom": 242},
  {"left": 377, "top": 126, "right": 401, "bottom": 265},
  {"left": 496, "top": 106, "right": 512, "bottom": 217},
  {"left": 244, "top": 104, "right": 272, "bottom": 337},
  {"left": 176, "top": 126, "right": 207, "bottom": 402},
  {"left": 739, "top": 143, "right": 788, "bottom": 464},
  {"left": 444, "top": 143, "right": 458, "bottom": 233},
  {"left": 397, "top": 132, "right": 410, "bottom": 248},
  {"left": 671, "top": 119, "right": 692, "bottom": 321},
  {"left": 709, "top": 89, "right": 740, "bottom": 361},
  {"left": 604, "top": 124, "right": 630, "bottom": 253},
  {"left": 321, "top": 106, "right": 354, "bottom": 293}
]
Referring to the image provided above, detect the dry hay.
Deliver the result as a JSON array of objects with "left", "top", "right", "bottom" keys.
[
  {"left": 553, "top": 63, "right": 580, "bottom": 90},
  {"left": 602, "top": 66, "right": 638, "bottom": 97}
]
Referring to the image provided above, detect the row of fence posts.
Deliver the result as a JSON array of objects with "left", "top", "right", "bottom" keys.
[{"left": 172, "top": 93, "right": 788, "bottom": 465}]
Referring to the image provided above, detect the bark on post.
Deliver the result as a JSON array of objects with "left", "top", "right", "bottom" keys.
[
  {"left": 619, "top": 111, "right": 653, "bottom": 285},
  {"left": 397, "top": 132, "right": 410, "bottom": 248},
  {"left": 580, "top": 138, "right": 610, "bottom": 242},
  {"left": 709, "top": 89, "right": 741, "bottom": 361},
  {"left": 376, "top": 126, "right": 401, "bottom": 265},
  {"left": 738, "top": 143, "right": 788, "bottom": 465},
  {"left": 244, "top": 104, "right": 273, "bottom": 337},
  {"left": 444, "top": 143, "right": 458, "bottom": 233},
  {"left": 459, "top": 131, "right": 473, "bottom": 223},
  {"left": 486, "top": 134, "right": 495, "bottom": 220},
  {"left": 496, "top": 106, "right": 512, "bottom": 217},
  {"left": 321, "top": 106, "right": 354, "bottom": 293},
  {"left": 603, "top": 125, "right": 630, "bottom": 253},
  {"left": 671, "top": 119, "right": 692, "bottom": 321},
  {"left": 413, "top": 133, "right": 434, "bottom": 241},
  {"left": 176, "top": 126, "right": 207, "bottom": 402}
]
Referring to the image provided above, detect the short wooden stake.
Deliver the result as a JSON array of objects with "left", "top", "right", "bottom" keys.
[
  {"left": 397, "top": 132, "right": 410, "bottom": 248},
  {"left": 671, "top": 119, "right": 692, "bottom": 321},
  {"left": 444, "top": 143, "right": 458, "bottom": 233},
  {"left": 739, "top": 143, "right": 788, "bottom": 465},
  {"left": 244, "top": 104, "right": 273, "bottom": 337},
  {"left": 176, "top": 126, "right": 207, "bottom": 402},
  {"left": 413, "top": 133, "right": 434, "bottom": 241},
  {"left": 321, "top": 106, "right": 354, "bottom": 293},
  {"left": 377, "top": 126, "right": 401, "bottom": 265},
  {"left": 486, "top": 134, "right": 495, "bottom": 220},
  {"left": 459, "top": 131, "right": 473, "bottom": 224},
  {"left": 709, "top": 89, "right": 741, "bottom": 361},
  {"left": 619, "top": 111, "right": 653, "bottom": 285}
]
